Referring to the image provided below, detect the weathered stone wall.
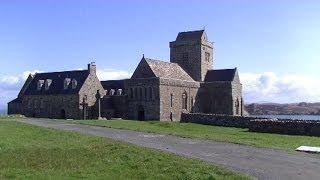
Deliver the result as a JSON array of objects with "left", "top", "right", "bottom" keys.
[
  {"left": 182, "top": 113, "right": 320, "bottom": 136},
  {"left": 19, "top": 70, "right": 105, "bottom": 120},
  {"left": 170, "top": 34, "right": 213, "bottom": 81},
  {"left": 100, "top": 95, "right": 127, "bottom": 119},
  {"left": 197, "top": 81, "right": 243, "bottom": 116},
  {"left": 22, "top": 94, "right": 81, "bottom": 119},
  {"left": 79, "top": 72, "right": 106, "bottom": 108},
  {"left": 200, "top": 38, "right": 214, "bottom": 81},
  {"left": 181, "top": 113, "right": 253, "bottom": 128},
  {"left": 231, "top": 81, "right": 243, "bottom": 116},
  {"left": 249, "top": 119, "right": 320, "bottom": 136},
  {"left": 199, "top": 82, "right": 233, "bottom": 115},
  {"left": 124, "top": 78, "right": 160, "bottom": 120},
  {"left": 7, "top": 101, "right": 22, "bottom": 115},
  {"left": 159, "top": 79, "right": 200, "bottom": 121},
  {"left": 78, "top": 71, "right": 106, "bottom": 119}
]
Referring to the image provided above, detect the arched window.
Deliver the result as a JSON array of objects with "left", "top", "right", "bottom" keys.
[
  {"left": 40, "top": 99, "right": 44, "bottom": 109},
  {"left": 235, "top": 99, "right": 240, "bottom": 115},
  {"left": 28, "top": 100, "right": 32, "bottom": 108},
  {"left": 240, "top": 98, "right": 243, "bottom": 116},
  {"left": 134, "top": 88, "right": 138, "bottom": 99},
  {"left": 34, "top": 99, "right": 38, "bottom": 108},
  {"left": 144, "top": 87, "right": 147, "bottom": 100},
  {"left": 191, "top": 97, "right": 194, "bottom": 112},
  {"left": 149, "top": 87, "right": 153, "bottom": 99},
  {"left": 130, "top": 88, "right": 133, "bottom": 99},
  {"left": 139, "top": 88, "right": 143, "bottom": 100},
  {"left": 182, "top": 92, "right": 188, "bottom": 110}
]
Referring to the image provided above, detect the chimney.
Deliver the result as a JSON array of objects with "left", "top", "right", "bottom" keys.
[{"left": 88, "top": 62, "right": 96, "bottom": 75}]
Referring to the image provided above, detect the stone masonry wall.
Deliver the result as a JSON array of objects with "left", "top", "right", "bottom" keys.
[
  {"left": 7, "top": 101, "right": 22, "bottom": 115},
  {"left": 249, "top": 119, "right": 320, "bottom": 136},
  {"left": 231, "top": 81, "right": 243, "bottom": 116},
  {"left": 170, "top": 37, "right": 213, "bottom": 81},
  {"left": 99, "top": 95, "right": 127, "bottom": 119},
  {"left": 79, "top": 71, "right": 106, "bottom": 119},
  {"left": 182, "top": 113, "right": 320, "bottom": 136},
  {"left": 159, "top": 79, "right": 200, "bottom": 121},
  {"left": 79, "top": 72, "right": 106, "bottom": 108},
  {"left": 181, "top": 113, "right": 253, "bottom": 128},
  {"left": 22, "top": 94, "right": 81, "bottom": 119},
  {"left": 199, "top": 82, "right": 233, "bottom": 115},
  {"left": 125, "top": 78, "right": 160, "bottom": 120}
]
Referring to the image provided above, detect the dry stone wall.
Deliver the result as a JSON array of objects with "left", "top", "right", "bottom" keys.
[
  {"left": 181, "top": 113, "right": 254, "bottom": 128},
  {"left": 249, "top": 119, "right": 320, "bottom": 136},
  {"left": 182, "top": 113, "right": 320, "bottom": 136}
]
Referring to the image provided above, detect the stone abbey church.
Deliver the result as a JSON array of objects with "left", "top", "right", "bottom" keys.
[{"left": 8, "top": 30, "right": 244, "bottom": 121}]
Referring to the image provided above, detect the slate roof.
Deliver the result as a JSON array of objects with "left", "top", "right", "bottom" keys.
[
  {"left": 101, "top": 80, "right": 125, "bottom": 91},
  {"left": 204, "top": 69, "right": 237, "bottom": 82},
  {"left": 144, "top": 58, "right": 195, "bottom": 81},
  {"left": 24, "top": 70, "right": 89, "bottom": 95},
  {"left": 176, "top": 30, "right": 204, "bottom": 41},
  {"left": 8, "top": 97, "right": 22, "bottom": 104}
]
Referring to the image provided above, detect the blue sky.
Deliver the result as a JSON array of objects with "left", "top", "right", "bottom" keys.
[{"left": 1, "top": 0, "right": 320, "bottom": 109}]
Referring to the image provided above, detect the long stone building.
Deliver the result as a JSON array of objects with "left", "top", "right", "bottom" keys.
[{"left": 8, "top": 30, "right": 244, "bottom": 121}]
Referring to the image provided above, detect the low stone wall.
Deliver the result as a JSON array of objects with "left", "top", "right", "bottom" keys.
[
  {"left": 180, "top": 113, "right": 259, "bottom": 128},
  {"left": 249, "top": 119, "right": 320, "bottom": 136},
  {"left": 181, "top": 113, "right": 320, "bottom": 136}
]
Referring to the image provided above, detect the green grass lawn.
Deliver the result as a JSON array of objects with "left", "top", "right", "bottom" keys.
[
  {"left": 71, "top": 119, "right": 320, "bottom": 152},
  {"left": 0, "top": 118, "right": 248, "bottom": 180}
]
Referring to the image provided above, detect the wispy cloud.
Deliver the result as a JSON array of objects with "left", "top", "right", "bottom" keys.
[
  {"left": 97, "top": 69, "right": 132, "bottom": 80},
  {"left": 240, "top": 72, "right": 320, "bottom": 103},
  {"left": 0, "top": 70, "right": 42, "bottom": 109}
]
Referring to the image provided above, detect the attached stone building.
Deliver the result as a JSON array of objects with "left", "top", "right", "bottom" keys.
[
  {"left": 8, "top": 63, "right": 106, "bottom": 119},
  {"left": 8, "top": 30, "right": 244, "bottom": 120}
]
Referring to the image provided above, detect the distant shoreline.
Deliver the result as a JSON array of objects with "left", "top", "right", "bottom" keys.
[
  {"left": 251, "top": 114, "right": 320, "bottom": 121},
  {"left": 245, "top": 102, "right": 320, "bottom": 116}
]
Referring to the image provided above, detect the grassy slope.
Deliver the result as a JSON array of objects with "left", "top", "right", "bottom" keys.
[
  {"left": 72, "top": 120, "right": 320, "bottom": 152},
  {"left": 0, "top": 118, "right": 248, "bottom": 180}
]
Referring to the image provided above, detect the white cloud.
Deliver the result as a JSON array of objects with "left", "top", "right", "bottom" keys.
[
  {"left": 97, "top": 69, "right": 132, "bottom": 80},
  {"left": 0, "top": 70, "right": 41, "bottom": 110},
  {"left": 240, "top": 72, "right": 320, "bottom": 103}
]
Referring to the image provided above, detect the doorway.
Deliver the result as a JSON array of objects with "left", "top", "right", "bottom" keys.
[
  {"left": 137, "top": 105, "right": 145, "bottom": 121},
  {"left": 60, "top": 109, "right": 66, "bottom": 119}
]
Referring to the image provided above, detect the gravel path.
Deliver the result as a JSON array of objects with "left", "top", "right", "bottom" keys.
[{"left": 20, "top": 118, "right": 320, "bottom": 180}]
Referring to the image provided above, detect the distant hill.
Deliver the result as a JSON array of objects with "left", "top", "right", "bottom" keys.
[{"left": 245, "top": 102, "right": 320, "bottom": 115}]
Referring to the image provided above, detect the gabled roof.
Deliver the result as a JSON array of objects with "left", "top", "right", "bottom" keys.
[
  {"left": 18, "top": 74, "right": 34, "bottom": 97},
  {"left": 176, "top": 30, "right": 205, "bottom": 41},
  {"left": 24, "top": 70, "right": 89, "bottom": 95},
  {"left": 204, "top": 68, "right": 237, "bottom": 82},
  {"left": 131, "top": 57, "right": 194, "bottom": 81}
]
